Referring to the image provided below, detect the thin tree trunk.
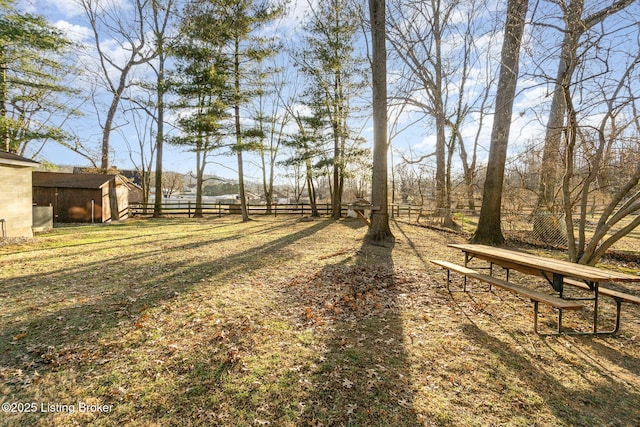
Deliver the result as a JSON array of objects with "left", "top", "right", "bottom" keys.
[
  {"left": 234, "top": 37, "right": 249, "bottom": 222},
  {"left": 1, "top": 49, "right": 9, "bottom": 152}
]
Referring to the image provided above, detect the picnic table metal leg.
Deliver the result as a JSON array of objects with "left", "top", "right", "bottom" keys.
[
  {"left": 613, "top": 299, "right": 622, "bottom": 334},
  {"left": 558, "top": 308, "right": 563, "bottom": 334},
  {"left": 557, "top": 278, "right": 564, "bottom": 334},
  {"left": 593, "top": 283, "right": 599, "bottom": 334},
  {"left": 533, "top": 302, "right": 564, "bottom": 335}
]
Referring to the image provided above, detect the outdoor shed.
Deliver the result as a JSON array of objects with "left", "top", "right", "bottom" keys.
[
  {"left": 32, "top": 172, "right": 129, "bottom": 223},
  {"left": 0, "top": 150, "right": 39, "bottom": 237}
]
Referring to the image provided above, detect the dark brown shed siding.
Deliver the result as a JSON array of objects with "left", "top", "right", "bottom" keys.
[
  {"left": 32, "top": 187, "right": 104, "bottom": 222},
  {"left": 32, "top": 172, "right": 128, "bottom": 223}
]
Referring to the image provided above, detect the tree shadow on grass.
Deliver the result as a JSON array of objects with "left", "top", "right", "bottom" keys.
[
  {"left": 0, "top": 218, "right": 336, "bottom": 425},
  {"left": 271, "top": 238, "right": 423, "bottom": 426},
  {"left": 144, "top": 223, "right": 423, "bottom": 426},
  {"left": 461, "top": 323, "right": 640, "bottom": 426}
]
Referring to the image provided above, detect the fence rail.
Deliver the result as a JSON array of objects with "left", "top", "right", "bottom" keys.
[
  {"left": 130, "top": 202, "right": 341, "bottom": 217},
  {"left": 130, "top": 201, "right": 439, "bottom": 219}
]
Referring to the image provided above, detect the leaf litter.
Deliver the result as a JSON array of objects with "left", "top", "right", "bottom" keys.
[{"left": 0, "top": 217, "right": 639, "bottom": 426}]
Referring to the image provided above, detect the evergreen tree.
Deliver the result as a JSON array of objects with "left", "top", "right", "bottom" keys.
[
  {"left": 295, "top": 0, "right": 368, "bottom": 219},
  {"left": 0, "top": 0, "right": 77, "bottom": 155},
  {"left": 202, "top": 0, "right": 284, "bottom": 222},
  {"left": 169, "top": 0, "right": 233, "bottom": 217}
]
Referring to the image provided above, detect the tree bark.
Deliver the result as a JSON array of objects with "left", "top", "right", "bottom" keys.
[
  {"left": 365, "top": 0, "right": 394, "bottom": 245},
  {"left": 472, "top": 0, "right": 528, "bottom": 245},
  {"left": 234, "top": 37, "right": 249, "bottom": 222}
]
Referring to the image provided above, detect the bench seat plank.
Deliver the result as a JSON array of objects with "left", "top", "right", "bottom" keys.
[
  {"left": 431, "top": 259, "right": 585, "bottom": 334},
  {"left": 430, "top": 259, "right": 582, "bottom": 310},
  {"left": 472, "top": 273, "right": 583, "bottom": 310},
  {"left": 430, "top": 259, "right": 479, "bottom": 276},
  {"left": 563, "top": 278, "right": 640, "bottom": 305}
]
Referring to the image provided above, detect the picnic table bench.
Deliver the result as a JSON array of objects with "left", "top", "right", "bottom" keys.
[
  {"left": 435, "top": 244, "right": 640, "bottom": 335},
  {"left": 430, "top": 259, "right": 583, "bottom": 334},
  {"left": 563, "top": 278, "right": 640, "bottom": 334}
]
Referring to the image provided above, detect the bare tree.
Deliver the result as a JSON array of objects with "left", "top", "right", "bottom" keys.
[
  {"left": 125, "top": 102, "right": 155, "bottom": 213},
  {"left": 158, "top": 171, "right": 184, "bottom": 198},
  {"left": 387, "top": 0, "right": 499, "bottom": 227},
  {"left": 280, "top": 70, "right": 323, "bottom": 217},
  {"left": 532, "top": 0, "right": 635, "bottom": 237},
  {"left": 249, "top": 59, "right": 290, "bottom": 214},
  {"left": 561, "top": 48, "right": 640, "bottom": 264},
  {"left": 80, "top": 0, "right": 157, "bottom": 171},
  {"left": 472, "top": 0, "right": 529, "bottom": 245},
  {"left": 149, "top": 0, "right": 175, "bottom": 218}
]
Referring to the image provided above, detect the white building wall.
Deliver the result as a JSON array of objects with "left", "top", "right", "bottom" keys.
[{"left": 0, "top": 165, "right": 34, "bottom": 237}]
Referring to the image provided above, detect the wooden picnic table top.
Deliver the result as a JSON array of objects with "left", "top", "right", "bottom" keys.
[{"left": 448, "top": 243, "right": 640, "bottom": 284}]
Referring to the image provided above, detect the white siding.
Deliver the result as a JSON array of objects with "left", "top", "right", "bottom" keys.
[{"left": 0, "top": 165, "right": 34, "bottom": 237}]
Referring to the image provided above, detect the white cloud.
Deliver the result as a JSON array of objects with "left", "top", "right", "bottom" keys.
[
  {"left": 41, "top": 0, "right": 86, "bottom": 18},
  {"left": 53, "top": 19, "right": 92, "bottom": 43},
  {"left": 270, "top": 0, "right": 318, "bottom": 37}
]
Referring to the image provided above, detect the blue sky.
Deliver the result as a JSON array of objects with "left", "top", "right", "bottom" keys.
[{"left": 17, "top": 0, "right": 640, "bottom": 184}]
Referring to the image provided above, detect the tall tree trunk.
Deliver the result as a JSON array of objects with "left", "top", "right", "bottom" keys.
[
  {"left": 101, "top": 95, "right": 119, "bottom": 170},
  {"left": 365, "top": 0, "right": 394, "bottom": 244},
  {"left": 153, "top": 51, "right": 165, "bottom": 218},
  {"left": 472, "top": 0, "right": 528, "bottom": 245},
  {"left": 234, "top": 37, "right": 249, "bottom": 222},
  {"left": 432, "top": 9, "right": 450, "bottom": 227},
  {"left": 533, "top": 0, "right": 583, "bottom": 240},
  {"left": 332, "top": 120, "right": 341, "bottom": 220},
  {"left": 306, "top": 158, "right": 319, "bottom": 217},
  {"left": 195, "top": 146, "right": 204, "bottom": 218}
]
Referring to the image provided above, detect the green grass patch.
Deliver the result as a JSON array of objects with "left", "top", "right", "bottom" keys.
[{"left": 1, "top": 217, "right": 639, "bottom": 426}]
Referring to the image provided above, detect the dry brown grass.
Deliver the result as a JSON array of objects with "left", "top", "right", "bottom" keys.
[{"left": 1, "top": 216, "right": 639, "bottom": 426}]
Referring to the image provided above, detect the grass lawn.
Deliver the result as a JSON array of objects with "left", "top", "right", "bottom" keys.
[{"left": 1, "top": 216, "right": 640, "bottom": 426}]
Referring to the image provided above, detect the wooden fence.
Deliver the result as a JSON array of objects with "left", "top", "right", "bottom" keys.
[
  {"left": 129, "top": 201, "right": 437, "bottom": 220},
  {"left": 130, "top": 202, "right": 339, "bottom": 217}
]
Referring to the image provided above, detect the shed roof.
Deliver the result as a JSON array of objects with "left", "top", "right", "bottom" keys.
[
  {"left": 33, "top": 171, "right": 123, "bottom": 189},
  {"left": 0, "top": 150, "right": 39, "bottom": 167}
]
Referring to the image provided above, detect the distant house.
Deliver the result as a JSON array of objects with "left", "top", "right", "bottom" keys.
[
  {"left": 125, "top": 181, "right": 144, "bottom": 204},
  {"left": 0, "top": 150, "right": 39, "bottom": 237},
  {"left": 117, "top": 170, "right": 145, "bottom": 204},
  {"left": 32, "top": 172, "right": 129, "bottom": 223}
]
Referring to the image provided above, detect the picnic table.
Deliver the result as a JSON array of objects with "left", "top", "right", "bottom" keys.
[{"left": 437, "top": 243, "right": 640, "bottom": 334}]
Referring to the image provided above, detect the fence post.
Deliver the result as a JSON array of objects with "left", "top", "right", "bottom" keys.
[{"left": 188, "top": 201, "right": 191, "bottom": 218}]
